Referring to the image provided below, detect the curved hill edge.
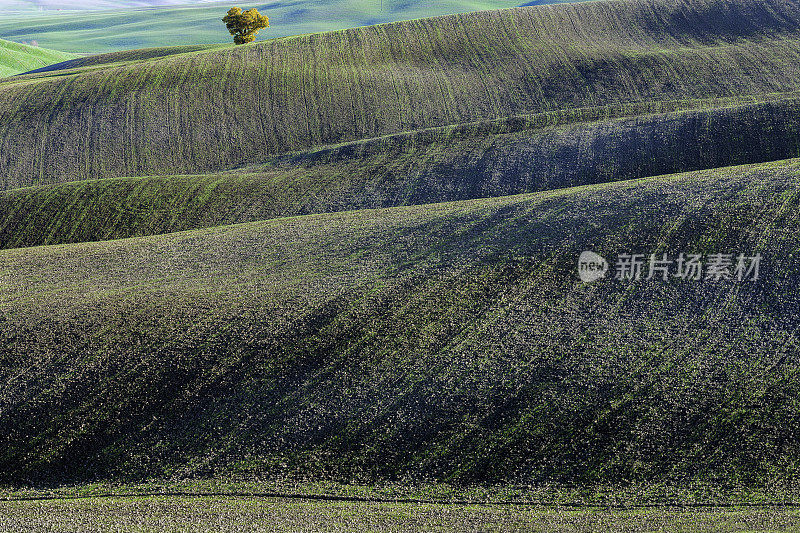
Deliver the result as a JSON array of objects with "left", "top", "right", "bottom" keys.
[
  {"left": 0, "top": 39, "right": 77, "bottom": 78},
  {"left": 15, "top": 44, "right": 226, "bottom": 77}
]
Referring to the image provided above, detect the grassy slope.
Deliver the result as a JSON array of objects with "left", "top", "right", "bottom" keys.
[
  {"left": 0, "top": 39, "right": 76, "bottom": 77},
  {"left": 0, "top": 159, "right": 798, "bottom": 485},
  {"left": 3, "top": 0, "right": 800, "bottom": 188},
  {"left": 0, "top": 0, "right": 529, "bottom": 54},
  {"left": 4, "top": 93, "right": 800, "bottom": 248}
]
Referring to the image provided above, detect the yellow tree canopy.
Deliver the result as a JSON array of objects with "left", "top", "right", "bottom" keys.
[{"left": 222, "top": 7, "right": 269, "bottom": 45}]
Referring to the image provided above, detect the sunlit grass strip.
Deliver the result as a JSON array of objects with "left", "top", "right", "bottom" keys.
[{"left": 0, "top": 39, "right": 76, "bottom": 78}]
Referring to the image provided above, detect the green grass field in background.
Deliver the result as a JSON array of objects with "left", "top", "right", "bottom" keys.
[
  {"left": 0, "top": 38, "right": 76, "bottom": 77},
  {"left": 0, "top": 0, "right": 537, "bottom": 54}
]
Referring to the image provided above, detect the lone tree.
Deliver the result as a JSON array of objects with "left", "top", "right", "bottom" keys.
[{"left": 223, "top": 7, "right": 269, "bottom": 45}]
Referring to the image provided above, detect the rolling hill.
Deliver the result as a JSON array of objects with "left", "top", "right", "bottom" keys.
[
  {"left": 1, "top": 159, "right": 798, "bottom": 485},
  {"left": 3, "top": 93, "right": 800, "bottom": 249},
  {"left": 3, "top": 0, "right": 223, "bottom": 11},
  {"left": 2, "top": 0, "right": 800, "bottom": 499},
  {"left": 0, "top": 38, "right": 76, "bottom": 77},
  {"left": 3, "top": 0, "right": 800, "bottom": 189}
]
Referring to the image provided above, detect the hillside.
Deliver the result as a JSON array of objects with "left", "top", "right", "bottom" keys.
[
  {"left": 3, "top": 0, "right": 800, "bottom": 501},
  {"left": 4, "top": 93, "right": 800, "bottom": 249},
  {"left": 4, "top": 0, "right": 219, "bottom": 11},
  {"left": 0, "top": 39, "right": 76, "bottom": 77},
  {"left": 2, "top": 0, "right": 800, "bottom": 188},
  {"left": 17, "top": 44, "right": 225, "bottom": 75},
  {"left": 1, "top": 159, "right": 798, "bottom": 484}
]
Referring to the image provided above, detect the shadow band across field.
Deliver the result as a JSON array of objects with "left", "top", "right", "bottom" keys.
[
  {"left": 6, "top": 490, "right": 800, "bottom": 509},
  {"left": 0, "top": 38, "right": 77, "bottom": 78}
]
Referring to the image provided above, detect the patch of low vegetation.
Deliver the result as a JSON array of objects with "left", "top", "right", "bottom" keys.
[{"left": 2, "top": 495, "right": 800, "bottom": 533}]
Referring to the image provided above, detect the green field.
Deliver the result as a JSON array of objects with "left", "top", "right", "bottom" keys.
[
  {"left": 4, "top": 93, "right": 800, "bottom": 249},
  {"left": 0, "top": 38, "right": 76, "bottom": 77},
  {"left": 5, "top": 479, "right": 800, "bottom": 530},
  {"left": 1, "top": 159, "right": 799, "bottom": 485},
  {"left": 2, "top": 495, "right": 800, "bottom": 532},
  {"left": 3, "top": 0, "right": 800, "bottom": 188},
  {"left": 3, "top": 0, "right": 800, "bottom": 525},
  {"left": 0, "top": 0, "right": 534, "bottom": 54}
]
